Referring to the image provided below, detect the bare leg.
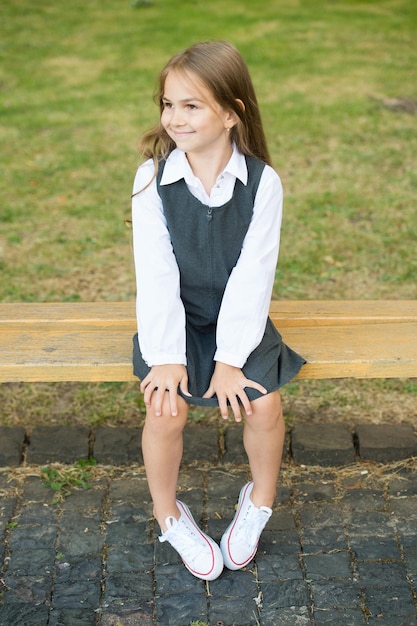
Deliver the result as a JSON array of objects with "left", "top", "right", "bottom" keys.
[
  {"left": 243, "top": 390, "right": 285, "bottom": 508},
  {"left": 142, "top": 393, "right": 189, "bottom": 530}
]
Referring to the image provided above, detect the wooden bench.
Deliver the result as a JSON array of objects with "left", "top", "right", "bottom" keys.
[{"left": 0, "top": 301, "right": 416, "bottom": 383}]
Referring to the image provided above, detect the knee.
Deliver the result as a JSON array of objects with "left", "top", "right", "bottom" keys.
[
  {"left": 247, "top": 391, "right": 283, "bottom": 430},
  {"left": 145, "top": 395, "right": 188, "bottom": 436}
]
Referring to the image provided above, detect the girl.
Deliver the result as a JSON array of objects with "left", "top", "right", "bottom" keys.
[{"left": 132, "top": 41, "right": 305, "bottom": 581}]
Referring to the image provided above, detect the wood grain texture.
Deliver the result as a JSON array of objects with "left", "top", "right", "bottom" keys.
[{"left": 1, "top": 301, "right": 416, "bottom": 382}]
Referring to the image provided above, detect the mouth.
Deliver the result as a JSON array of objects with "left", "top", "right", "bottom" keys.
[{"left": 170, "top": 129, "right": 194, "bottom": 138}]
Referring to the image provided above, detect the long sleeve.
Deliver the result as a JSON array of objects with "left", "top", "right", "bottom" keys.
[
  {"left": 214, "top": 166, "right": 283, "bottom": 368},
  {"left": 132, "top": 160, "right": 186, "bottom": 366}
]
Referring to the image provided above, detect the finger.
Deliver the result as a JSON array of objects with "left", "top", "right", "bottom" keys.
[
  {"left": 229, "top": 396, "right": 243, "bottom": 423},
  {"left": 202, "top": 384, "right": 215, "bottom": 399},
  {"left": 237, "top": 391, "right": 253, "bottom": 417},
  {"left": 168, "top": 387, "right": 178, "bottom": 417},
  {"left": 143, "top": 382, "right": 155, "bottom": 407},
  {"left": 140, "top": 374, "right": 151, "bottom": 395},
  {"left": 244, "top": 379, "right": 267, "bottom": 395},
  {"left": 153, "top": 387, "right": 165, "bottom": 417},
  {"left": 179, "top": 375, "right": 192, "bottom": 397},
  {"left": 218, "top": 395, "right": 229, "bottom": 420}
]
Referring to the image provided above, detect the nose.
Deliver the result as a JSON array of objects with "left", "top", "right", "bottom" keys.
[{"left": 170, "top": 107, "right": 185, "bottom": 126}]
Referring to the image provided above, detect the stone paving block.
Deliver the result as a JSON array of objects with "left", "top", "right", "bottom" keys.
[
  {"left": 206, "top": 467, "right": 249, "bottom": 513},
  {"left": 0, "top": 426, "right": 25, "bottom": 467},
  {"left": 49, "top": 608, "right": 97, "bottom": 626},
  {"left": 364, "top": 585, "right": 416, "bottom": 618},
  {"left": 260, "top": 605, "right": 311, "bottom": 625},
  {"left": 303, "top": 551, "right": 352, "bottom": 579},
  {"left": 100, "top": 609, "right": 153, "bottom": 626},
  {"left": 2, "top": 574, "right": 52, "bottom": 605},
  {"left": 356, "top": 423, "right": 417, "bottom": 463},
  {"left": 292, "top": 479, "right": 336, "bottom": 503},
  {"left": 223, "top": 424, "right": 247, "bottom": 464},
  {"left": 342, "top": 487, "right": 385, "bottom": 512},
  {"left": 104, "top": 572, "right": 153, "bottom": 603},
  {"left": 177, "top": 466, "right": 205, "bottom": 488},
  {"left": 310, "top": 580, "right": 362, "bottom": 610},
  {"left": 344, "top": 510, "right": 393, "bottom": 535},
  {"left": 300, "top": 525, "right": 347, "bottom": 553},
  {"left": 400, "top": 538, "right": 417, "bottom": 575},
  {"left": 17, "top": 501, "right": 56, "bottom": 525},
  {"left": 54, "top": 556, "right": 102, "bottom": 584},
  {"left": 258, "top": 529, "right": 301, "bottom": 557},
  {"left": 260, "top": 580, "right": 310, "bottom": 610},
  {"left": 155, "top": 539, "right": 181, "bottom": 567},
  {"left": 27, "top": 425, "right": 90, "bottom": 464},
  {"left": 6, "top": 548, "right": 55, "bottom": 576},
  {"left": 182, "top": 424, "right": 219, "bottom": 464},
  {"left": 313, "top": 608, "right": 366, "bottom": 625},
  {"left": 209, "top": 569, "right": 259, "bottom": 626},
  {"left": 388, "top": 473, "right": 417, "bottom": 497},
  {"left": 105, "top": 520, "right": 148, "bottom": 548},
  {"left": 0, "top": 497, "right": 17, "bottom": 533},
  {"left": 52, "top": 580, "right": 100, "bottom": 609},
  {"left": 0, "top": 603, "right": 49, "bottom": 626},
  {"left": 60, "top": 484, "right": 106, "bottom": 512},
  {"left": 267, "top": 507, "right": 296, "bottom": 532},
  {"left": 21, "top": 475, "right": 54, "bottom": 503},
  {"left": 367, "top": 617, "right": 417, "bottom": 626},
  {"left": 210, "top": 601, "right": 260, "bottom": 626},
  {"left": 108, "top": 475, "right": 151, "bottom": 506},
  {"left": 93, "top": 427, "right": 142, "bottom": 465},
  {"left": 297, "top": 502, "right": 345, "bottom": 529},
  {"left": 389, "top": 494, "right": 417, "bottom": 522},
  {"left": 59, "top": 509, "right": 102, "bottom": 533},
  {"left": 350, "top": 534, "right": 402, "bottom": 561},
  {"left": 105, "top": 544, "right": 154, "bottom": 573},
  {"left": 9, "top": 523, "right": 56, "bottom": 551},
  {"left": 291, "top": 423, "right": 355, "bottom": 466},
  {"left": 57, "top": 530, "right": 103, "bottom": 557},
  {"left": 155, "top": 564, "right": 203, "bottom": 596},
  {"left": 256, "top": 554, "right": 304, "bottom": 581},
  {"left": 357, "top": 561, "right": 409, "bottom": 587},
  {"left": 155, "top": 590, "right": 207, "bottom": 626},
  {"left": 107, "top": 500, "right": 151, "bottom": 524},
  {"left": 176, "top": 487, "right": 204, "bottom": 513}
]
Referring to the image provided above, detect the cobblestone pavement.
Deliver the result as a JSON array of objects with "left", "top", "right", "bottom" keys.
[{"left": 1, "top": 423, "right": 417, "bottom": 625}]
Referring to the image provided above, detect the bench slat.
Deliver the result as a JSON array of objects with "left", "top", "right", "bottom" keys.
[
  {"left": 1, "top": 302, "right": 416, "bottom": 382},
  {"left": 1, "top": 300, "right": 417, "bottom": 325}
]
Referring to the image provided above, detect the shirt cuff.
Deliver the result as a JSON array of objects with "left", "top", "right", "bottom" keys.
[
  {"left": 144, "top": 353, "right": 187, "bottom": 367},
  {"left": 213, "top": 350, "right": 246, "bottom": 369}
]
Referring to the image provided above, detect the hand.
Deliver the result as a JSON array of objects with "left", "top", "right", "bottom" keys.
[
  {"left": 140, "top": 364, "right": 190, "bottom": 417},
  {"left": 203, "top": 362, "right": 267, "bottom": 422}
]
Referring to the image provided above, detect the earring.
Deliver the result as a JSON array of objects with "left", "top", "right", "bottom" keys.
[{"left": 226, "top": 127, "right": 230, "bottom": 132}]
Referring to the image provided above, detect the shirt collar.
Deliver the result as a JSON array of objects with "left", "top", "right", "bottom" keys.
[{"left": 160, "top": 145, "right": 248, "bottom": 187}]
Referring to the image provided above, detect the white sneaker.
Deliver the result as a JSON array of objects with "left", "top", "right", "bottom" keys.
[
  {"left": 220, "top": 482, "right": 272, "bottom": 570},
  {"left": 159, "top": 500, "right": 223, "bottom": 580}
]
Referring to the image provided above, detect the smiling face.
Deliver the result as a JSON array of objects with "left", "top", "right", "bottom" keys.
[{"left": 160, "top": 69, "right": 236, "bottom": 159}]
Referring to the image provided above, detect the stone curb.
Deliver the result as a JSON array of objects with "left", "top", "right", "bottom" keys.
[{"left": 0, "top": 423, "right": 416, "bottom": 468}]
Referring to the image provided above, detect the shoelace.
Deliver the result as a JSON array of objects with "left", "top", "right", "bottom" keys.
[
  {"left": 160, "top": 516, "right": 209, "bottom": 564},
  {"left": 234, "top": 504, "right": 270, "bottom": 549}
]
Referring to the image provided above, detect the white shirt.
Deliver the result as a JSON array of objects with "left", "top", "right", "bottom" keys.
[{"left": 132, "top": 146, "right": 283, "bottom": 369}]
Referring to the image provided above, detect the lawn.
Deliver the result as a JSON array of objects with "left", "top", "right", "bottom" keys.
[{"left": 0, "top": 0, "right": 416, "bottom": 429}]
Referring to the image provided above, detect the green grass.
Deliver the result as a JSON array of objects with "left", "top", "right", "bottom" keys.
[
  {"left": 1, "top": 0, "right": 416, "bottom": 429},
  {"left": 41, "top": 458, "right": 98, "bottom": 504}
]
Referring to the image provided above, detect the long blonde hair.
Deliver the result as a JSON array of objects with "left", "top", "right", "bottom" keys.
[{"left": 139, "top": 41, "right": 272, "bottom": 168}]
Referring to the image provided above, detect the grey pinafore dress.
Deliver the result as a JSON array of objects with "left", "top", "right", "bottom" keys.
[{"left": 133, "top": 155, "right": 305, "bottom": 406}]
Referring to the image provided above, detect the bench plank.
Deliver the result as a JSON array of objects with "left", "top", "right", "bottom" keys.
[{"left": 1, "top": 301, "right": 416, "bottom": 382}]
